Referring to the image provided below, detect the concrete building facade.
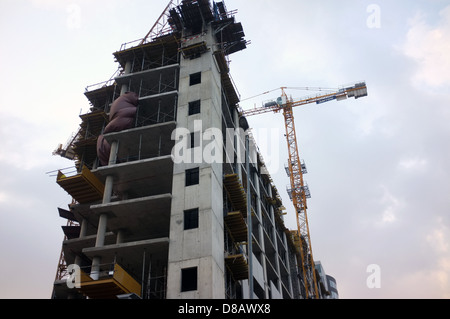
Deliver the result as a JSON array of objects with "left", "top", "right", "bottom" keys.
[{"left": 52, "top": 0, "right": 306, "bottom": 299}]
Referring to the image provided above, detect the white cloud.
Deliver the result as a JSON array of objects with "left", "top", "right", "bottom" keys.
[
  {"left": 401, "top": 6, "right": 450, "bottom": 88},
  {"left": 377, "top": 186, "right": 403, "bottom": 225},
  {"left": 424, "top": 220, "right": 450, "bottom": 297},
  {"left": 398, "top": 157, "right": 428, "bottom": 171},
  {"left": 29, "top": 0, "right": 66, "bottom": 9},
  {"left": 426, "top": 219, "right": 449, "bottom": 254}
]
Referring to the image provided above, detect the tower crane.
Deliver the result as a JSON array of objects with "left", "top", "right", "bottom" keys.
[{"left": 240, "top": 82, "right": 368, "bottom": 299}]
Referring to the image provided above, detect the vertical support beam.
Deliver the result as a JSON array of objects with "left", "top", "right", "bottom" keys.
[
  {"left": 245, "top": 134, "right": 253, "bottom": 299},
  {"left": 120, "top": 61, "right": 133, "bottom": 95},
  {"left": 91, "top": 256, "right": 101, "bottom": 280},
  {"left": 95, "top": 214, "right": 108, "bottom": 248},
  {"left": 108, "top": 140, "right": 119, "bottom": 166},
  {"left": 91, "top": 139, "right": 117, "bottom": 279},
  {"left": 234, "top": 110, "right": 242, "bottom": 180},
  {"left": 94, "top": 174, "right": 114, "bottom": 248},
  {"left": 116, "top": 229, "right": 125, "bottom": 244},
  {"left": 103, "top": 175, "right": 114, "bottom": 204},
  {"left": 157, "top": 99, "right": 161, "bottom": 123},
  {"left": 141, "top": 250, "right": 146, "bottom": 298},
  {"left": 79, "top": 218, "right": 88, "bottom": 238},
  {"left": 138, "top": 134, "right": 143, "bottom": 160}
]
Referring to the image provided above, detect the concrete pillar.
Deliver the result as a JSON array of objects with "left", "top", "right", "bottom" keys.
[
  {"left": 91, "top": 212, "right": 108, "bottom": 279},
  {"left": 245, "top": 135, "right": 254, "bottom": 299},
  {"left": 116, "top": 229, "right": 125, "bottom": 244},
  {"left": 108, "top": 141, "right": 118, "bottom": 166},
  {"left": 102, "top": 175, "right": 114, "bottom": 204},
  {"left": 95, "top": 214, "right": 108, "bottom": 248},
  {"left": 90, "top": 60, "right": 130, "bottom": 280},
  {"left": 79, "top": 218, "right": 88, "bottom": 238},
  {"left": 91, "top": 141, "right": 117, "bottom": 278},
  {"left": 233, "top": 111, "right": 244, "bottom": 181},
  {"left": 74, "top": 255, "right": 82, "bottom": 267},
  {"left": 91, "top": 256, "right": 101, "bottom": 280},
  {"left": 234, "top": 110, "right": 243, "bottom": 180},
  {"left": 120, "top": 61, "right": 132, "bottom": 95}
]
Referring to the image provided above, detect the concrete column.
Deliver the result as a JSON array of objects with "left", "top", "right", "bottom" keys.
[
  {"left": 108, "top": 140, "right": 118, "bottom": 166},
  {"left": 257, "top": 222, "right": 270, "bottom": 298},
  {"left": 91, "top": 143, "right": 117, "bottom": 278},
  {"left": 233, "top": 110, "right": 242, "bottom": 180},
  {"left": 245, "top": 135, "right": 254, "bottom": 299},
  {"left": 74, "top": 255, "right": 82, "bottom": 267},
  {"left": 95, "top": 214, "right": 108, "bottom": 248},
  {"left": 102, "top": 175, "right": 114, "bottom": 204},
  {"left": 116, "top": 229, "right": 125, "bottom": 244},
  {"left": 120, "top": 61, "right": 132, "bottom": 95},
  {"left": 90, "top": 60, "right": 130, "bottom": 281},
  {"left": 91, "top": 256, "right": 101, "bottom": 280},
  {"left": 79, "top": 218, "right": 88, "bottom": 238}
]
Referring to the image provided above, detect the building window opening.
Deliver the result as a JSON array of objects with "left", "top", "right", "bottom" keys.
[
  {"left": 185, "top": 167, "right": 199, "bottom": 186},
  {"left": 181, "top": 267, "right": 198, "bottom": 292},
  {"left": 184, "top": 208, "right": 199, "bottom": 230},
  {"left": 188, "top": 100, "right": 201, "bottom": 115},
  {"left": 189, "top": 72, "right": 201, "bottom": 86}
]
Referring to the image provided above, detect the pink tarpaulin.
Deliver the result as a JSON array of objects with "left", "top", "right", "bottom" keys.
[{"left": 97, "top": 92, "right": 138, "bottom": 166}]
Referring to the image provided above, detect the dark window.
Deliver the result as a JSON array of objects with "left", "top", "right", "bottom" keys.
[
  {"left": 184, "top": 208, "right": 199, "bottom": 230},
  {"left": 189, "top": 72, "right": 201, "bottom": 86},
  {"left": 188, "top": 100, "right": 201, "bottom": 115},
  {"left": 186, "top": 167, "right": 199, "bottom": 186},
  {"left": 181, "top": 267, "right": 198, "bottom": 292},
  {"left": 189, "top": 132, "right": 195, "bottom": 149},
  {"left": 189, "top": 132, "right": 200, "bottom": 149}
]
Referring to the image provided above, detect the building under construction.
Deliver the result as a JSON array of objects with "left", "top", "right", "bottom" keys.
[{"left": 51, "top": 0, "right": 339, "bottom": 299}]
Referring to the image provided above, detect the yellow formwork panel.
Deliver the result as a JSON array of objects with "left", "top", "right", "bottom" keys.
[
  {"left": 78, "top": 264, "right": 141, "bottom": 299},
  {"left": 224, "top": 174, "right": 247, "bottom": 215},
  {"left": 112, "top": 264, "right": 141, "bottom": 297},
  {"left": 57, "top": 166, "right": 104, "bottom": 204},
  {"left": 224, "top": 211, "right": 248, "bottom": 243},
  {"left": 225, "top": 254, "right": 248, "bottom": 281}
]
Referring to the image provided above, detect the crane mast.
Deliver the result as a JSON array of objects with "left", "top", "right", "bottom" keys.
[
  {"left": 241, "top": 82, "right": 368, "bottom": 299},
  {"left": 281, "top": 88, "right": 318, "bottom": 298}
]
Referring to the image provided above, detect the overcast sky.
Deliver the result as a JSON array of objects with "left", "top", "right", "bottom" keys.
[{"left": 1, "top": 0, "right": 449, "bottom": 299}]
